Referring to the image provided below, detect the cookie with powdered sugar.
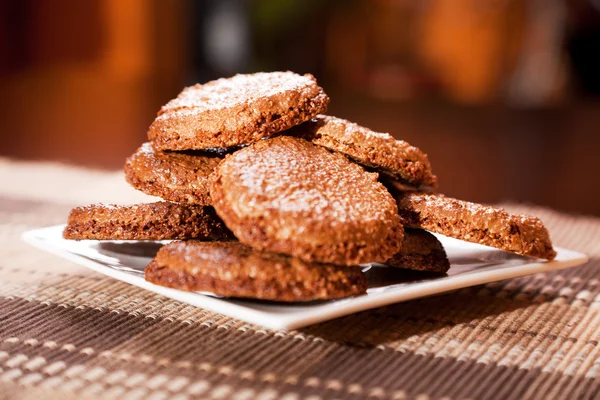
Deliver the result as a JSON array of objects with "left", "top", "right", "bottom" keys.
[
  {"left": 290, "top": 115, "right": 437, "bottom": 190},
  {"left": 148, "top": 72, "right": 329, "bottom": 150},
  {"left": 210, "top": 136, "right": 403, "bottom": 266}
]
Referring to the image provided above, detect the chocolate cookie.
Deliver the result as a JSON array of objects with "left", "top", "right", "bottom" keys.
[
  {"left": 210, "top": 136, "right": 403, "bottom": 266},
  {"left": 290, "top": 115, "right": 437, "bottom": 189},
  {"left": 63, "top": 202, "right": 233, "bottom": 241},
  {"left": 385, "top": 229, "right": 450, "bottom": 273},
  {"left": 145, "top": 241, "right": 368, "bottom": 301},
  {"left": 148, "top": 72, "right": 329, "bottom": 151},
  {"left": 124, "top": 142, "right": 222, "bottom": 205},
  {"left": 395, "top": 192, "right": 556, "bottom": 260}
]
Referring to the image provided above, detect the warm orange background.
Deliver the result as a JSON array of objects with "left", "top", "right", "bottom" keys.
[{"left": 1, "top": 0, "right": 599, "bottom": 215}]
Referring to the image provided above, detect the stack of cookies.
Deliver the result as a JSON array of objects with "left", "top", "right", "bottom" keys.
[{"left": 64, "top": 72, "right": 556, "bottom": 302}]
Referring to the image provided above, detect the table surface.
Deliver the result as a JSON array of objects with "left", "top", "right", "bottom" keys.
[{"left": 1, "top": 158, "right": 599, "bottom": 400}]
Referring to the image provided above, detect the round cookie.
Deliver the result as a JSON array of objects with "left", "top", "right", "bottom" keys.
[
  {"left": 385, "top": 229, "right": 450, "bottom": 273},
  {"left": 63, "top": 202, "right": 233, "bottom": 241},
  {"left": 145, "top": 241, "right": 368, "bottom": 301},
  {"left": 148, "top": 72, "right": 329, "bottom": 150},
  {"left": 290, "top": 115, "right": 438, "bottom": 189},
  {"left": 124, "top": 142, "right": 222, "bottom": 205},
  {"left": 395, "top": 192, "right": 556, "bottom": 260},
  {"left": 210, "top": 136, "right": 403, "bottom": 266}
]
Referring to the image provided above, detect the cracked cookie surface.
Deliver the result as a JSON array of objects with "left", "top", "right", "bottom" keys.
[
  {"left": 210, "top": 136, "right": 403, "bottom": 266},
  {"left": 149, "top": 72, "right": 329, "bottom": 150}
]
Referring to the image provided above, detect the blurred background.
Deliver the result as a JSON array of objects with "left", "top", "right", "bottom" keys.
[{"left": 1, "top": 0, "right": 599, "bottom": 215}]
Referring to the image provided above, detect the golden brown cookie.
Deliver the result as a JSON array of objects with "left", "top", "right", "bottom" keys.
[
  {"left": 210, "top": 136, "right": 403, "bottom": 266},
  {"left": 148, "top": 72, "right": 329, "bottom": 150},
  {"left": 385, "top": 229, "right": 450, "bottom": 273},
  {"left": 290, "top": 115, "right": 437, "bottom": 189},
  {"left": 144, "top": 241, "right": 368, "bottom": 301},
  {"left": 63, "top": 202, "right": 233, "bottom": 241},
  {"left": 395, "top": 192, "right": 556, "bottom": 260},
  {"left": 124, "top": 142, "right": 222, "bottom": 205}
]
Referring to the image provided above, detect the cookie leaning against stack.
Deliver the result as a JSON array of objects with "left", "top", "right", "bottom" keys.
[
  {"left": 289, "top": 115, "right": 437, "bottom": 190},
  {"left": 64, "top": 71, "right": 557, "bottom": 303}
]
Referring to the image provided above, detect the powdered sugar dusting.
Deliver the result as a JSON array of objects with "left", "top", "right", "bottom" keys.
[
  {"left": 211, "top": 136, "right": 403, "bottom": 265},
  {"left": 161, "top": 72, "right": 317, "bottom": 113},
  {"left": 229, "top": 137, "right": 393, "bottom": 223}
]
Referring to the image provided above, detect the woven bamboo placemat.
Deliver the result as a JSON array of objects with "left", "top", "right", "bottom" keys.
[{"left": 0, "top": 159, "right": 598, "bottom": 400}]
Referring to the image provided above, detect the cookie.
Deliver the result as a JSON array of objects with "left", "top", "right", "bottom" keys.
[
  {"left": 210, "top": 135, "right": 403, "bottom": 266},
  {"left": 63, "top": 202, "right": 233, "bottom": 241},
  {"left": 124, "top": 142, "right": 222, "bottom": 205},
  {"left": 385, "top": 229, "right": 450, "bottom": 273},
  {"left": 395, "top": 192, "right": 556, "bottom": 260},
  {"left": 290, "top": 115, "right": 437, "bottom": 189},
  {"left": 148, "top": 72, "right": 329, "bottom": 151},
  {"left": 145, "top": 241, "right": 368, "bottom": 301}
]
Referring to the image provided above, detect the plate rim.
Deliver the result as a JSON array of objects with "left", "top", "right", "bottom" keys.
[{"left": 21, "top": 225, "right": 590, "bottom": 330}]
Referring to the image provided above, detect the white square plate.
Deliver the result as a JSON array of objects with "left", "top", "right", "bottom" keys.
[{"left": 23, "top": 225, "right": 588, "bottom": 330}]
